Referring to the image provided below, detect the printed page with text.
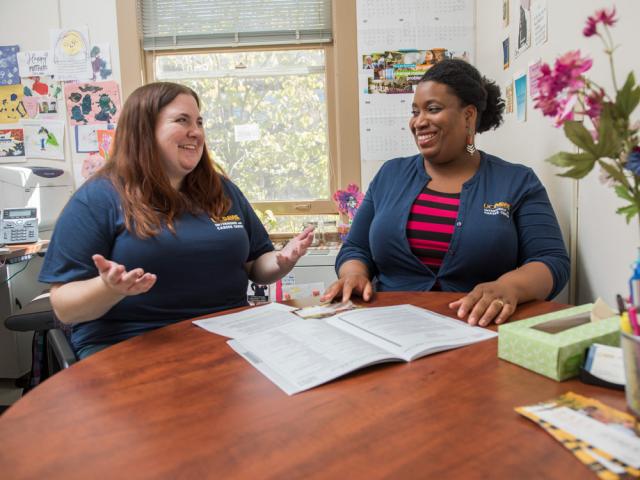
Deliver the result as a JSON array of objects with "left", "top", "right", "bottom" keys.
[{"left": 228, "top": 304, "right": 496, "bottom": 395}]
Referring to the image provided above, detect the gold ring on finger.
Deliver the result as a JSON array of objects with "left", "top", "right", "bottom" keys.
[{"left": 494, "top": 299, "right": 505, "bottom": 308}]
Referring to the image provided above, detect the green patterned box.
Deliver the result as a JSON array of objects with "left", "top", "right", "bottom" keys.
[{"left": 498, "top": 304, "right": 620, "bottom": 381}]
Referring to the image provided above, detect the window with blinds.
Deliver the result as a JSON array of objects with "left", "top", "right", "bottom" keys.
[
  {"left": 140, "top": 1, "right": 339, "bottom": 224},
  {"left": 138, "top": 0, "right": 333, "bottom": 50}
]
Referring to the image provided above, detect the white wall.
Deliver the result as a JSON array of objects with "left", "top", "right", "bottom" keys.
[
  {"left": 476, "top": 0, "right": 640, "bottom": 306},
  {"left": 0, "top": 0, "right": 121, "bottom": 183}
]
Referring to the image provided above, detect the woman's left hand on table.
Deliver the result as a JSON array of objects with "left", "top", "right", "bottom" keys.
[{"left": 448, "top": 280, "right": 518, "bottom": 327}]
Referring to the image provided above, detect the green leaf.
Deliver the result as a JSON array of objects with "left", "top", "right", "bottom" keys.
[
  {"left": 546, "top": 151, "right": 595, "bottom": 167},
  {"left": 595, "top": 106, "right": 622, "bottom": 158},
  {"left": 616, "top": 203, "right": 639, "bottom": 223},
  {"left": 614, "top": 185, "right": 634, "bottom": 202},
  {"left": 598, "top": 161, "right": 627, "bottom": 184},
  {"left": 547, "top": 151, "right": 596, "bottom": 178},
  {"left": 546, "top": 152, "right": 573, "bottom": 167},
  {"left": 563, "top": 121, "right": 597, "bottom": 155},
  {"left": 616, "top": 72, "right": 640, "bottom": 117},
  {"left": 557, "top": 162, "right": 596, "bottom": 179}
]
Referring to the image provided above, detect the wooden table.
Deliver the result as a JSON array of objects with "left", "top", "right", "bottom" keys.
[{"left": 0, "top": 292, "right": 627, "bottom": 479}]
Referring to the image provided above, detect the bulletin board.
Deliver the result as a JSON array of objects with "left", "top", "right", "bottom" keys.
[
  {"left": 0, "top": 22, "right": 118, "bottom": 187},
  {"left": 356, "top": 0, "right": 476, "bottom": 187}
]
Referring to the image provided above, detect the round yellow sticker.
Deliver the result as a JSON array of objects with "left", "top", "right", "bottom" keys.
[{"left": 62, "top": 31, "right": 84, "bottom": 55}]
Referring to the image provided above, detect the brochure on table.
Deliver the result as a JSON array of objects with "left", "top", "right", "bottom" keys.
[
  {"left": 197, "top": 303, "right": 496, "bottom": 395},
  {"left": 517, "top": 392, "right": 640, "bottom": 478}
]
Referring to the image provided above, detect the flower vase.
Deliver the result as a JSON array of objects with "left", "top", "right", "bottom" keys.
[{"left": 337, "top": 222, "right": 351, "bottom": 242}]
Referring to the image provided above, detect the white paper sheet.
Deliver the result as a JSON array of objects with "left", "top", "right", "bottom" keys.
[
  {"left": 17, "top": 50, "right": 52, "bottom": 77},
  {"left": 49, "top": 27, "right": 92, "bottom": 81},
  {"left": 329, "top": 304, "right": 497, "bottom": 359},
  {"left": 193, "top": 302, "right": 298, "bottom": 339},
  {"left": 229, "top": 304, "right": 497, "bottom": 395},
  {"left": 228, "top": 320, "right": 395, "bottom": 395},
  {"left": 531, "top": 0, "right": 548, "bottom": 47},
  {"left": 21, "top": 119, "right": 65, "bottom": 160}
]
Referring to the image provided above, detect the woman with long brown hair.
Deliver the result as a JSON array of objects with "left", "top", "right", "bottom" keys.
[{"left": 40, "top": 82, "right": 313, "bottom": 359}]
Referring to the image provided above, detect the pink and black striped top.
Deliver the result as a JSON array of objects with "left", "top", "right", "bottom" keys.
[{"left": 406, "top": 187, "right": 460, "bottom": 274}]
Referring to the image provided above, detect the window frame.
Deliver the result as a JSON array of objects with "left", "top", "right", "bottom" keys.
[
  {"left": 116, "top": 0, "right": 360, "bottom": 220},
  {"left": 145, "top": 44, "right": 338, "bottom": 215}
]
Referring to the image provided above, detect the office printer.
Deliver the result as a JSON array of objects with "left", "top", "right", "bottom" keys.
[
  {"left": 0, "top": 166, "right": 73, "bottom": 239},
  {"left": 0, "top": 166, "right": 72, "bottom": 378}
]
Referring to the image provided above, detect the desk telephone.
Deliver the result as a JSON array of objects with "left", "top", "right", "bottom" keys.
[{"left": 1, "top": 208, "right": 38, "bottom": 245}]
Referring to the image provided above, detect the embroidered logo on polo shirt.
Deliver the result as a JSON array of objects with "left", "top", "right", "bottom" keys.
[
  {"left": 483, "top": 201, "right": 511, "bottom": 218},
  {"left": 211, "top": 214, "right": 244, "bottom": 230}
]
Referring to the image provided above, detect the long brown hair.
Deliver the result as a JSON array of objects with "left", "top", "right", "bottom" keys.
[{"left": 100, "top": 82, "right": 231, "bottom": 238}]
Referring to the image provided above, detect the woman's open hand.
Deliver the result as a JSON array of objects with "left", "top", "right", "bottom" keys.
[
  {"left": 275, "top": 225, "right": 315, "bottom": 271},
  {"left": 92, "top": 254, "right": 157, "bottom": 296}
]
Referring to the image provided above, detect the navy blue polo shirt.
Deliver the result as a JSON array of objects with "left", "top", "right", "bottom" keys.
[{"left": 40, "top": 176, "right": 273, "bottom": 352}]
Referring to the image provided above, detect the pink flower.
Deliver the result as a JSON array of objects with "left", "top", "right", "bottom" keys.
[
  {"left": 583, "top": 17, "right": 598, "bottom": 37},
  {"left": 596, "top": 7, "right": 617, "bottom": 26},
  {"left": 534, "top": 63, "right": 564, "bottom": 116},
  {"left": 585, "top": 88, "right": 605, "bottom": 120},
  {"left": 333, "top": 183, "right": 364, "bottom": 220},
  {"left": 533, "top": 96, "right": 560, "bottom": 117},
  {"left": 535, "top": 51, "right": 591, "bottom": 100},
  {"left": 554, "top": 94, "right": 578, "bottom": 127},
  {"left": 554, "top": 51, "right": 592, "bottom": 90},
  {"left": 583, "top": 7, "right": 617, "bottom": 37},
  {"left": 536, "top": 63, "right": 560, "bottom": 98},
  {"left": 533, "top": 51, "right": 592, "bottom": 126}
]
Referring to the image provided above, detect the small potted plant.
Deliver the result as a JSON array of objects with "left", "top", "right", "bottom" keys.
[{"left": 333, "top": 183, "right": 364, "bottom": 241}]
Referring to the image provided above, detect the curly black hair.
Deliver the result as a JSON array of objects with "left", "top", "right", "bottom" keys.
[{"left": 420, "top": 59, "right": 505, "bottom": 133}]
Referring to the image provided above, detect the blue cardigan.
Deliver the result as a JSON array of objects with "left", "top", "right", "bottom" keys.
[{"left": 336, "top": 152, "right": 570, "bottom": 299}]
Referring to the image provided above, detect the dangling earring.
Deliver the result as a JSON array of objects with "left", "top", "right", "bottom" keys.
[{"left": 465, "top": 127, "right": 476, "bottom": 155}]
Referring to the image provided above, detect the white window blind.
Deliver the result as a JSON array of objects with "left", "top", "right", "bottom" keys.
[{"left": 138, "top": 0, "right": 333, "bottom": 50}]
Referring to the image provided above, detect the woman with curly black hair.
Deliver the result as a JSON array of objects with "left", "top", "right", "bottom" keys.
[{"left": 324, "top": 59, "right": 569, "bottom": 328}]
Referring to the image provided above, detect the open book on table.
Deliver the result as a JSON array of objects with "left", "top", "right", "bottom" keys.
[{"left": 227, "top": 304, "right": 497, "bottom": 395}]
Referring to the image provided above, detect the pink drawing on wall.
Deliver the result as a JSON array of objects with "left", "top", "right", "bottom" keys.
[{"left": 64, "top": 81, "right": 121, "bottom": 125}]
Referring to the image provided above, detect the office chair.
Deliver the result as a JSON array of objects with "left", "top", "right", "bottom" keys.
[{"left": 4, "top": 293, "right": 76, "bottom": 389}]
